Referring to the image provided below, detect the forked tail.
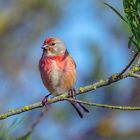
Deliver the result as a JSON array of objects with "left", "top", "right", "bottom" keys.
[{"left": 70, "top": 102, "right": 89, "bottom": 118}]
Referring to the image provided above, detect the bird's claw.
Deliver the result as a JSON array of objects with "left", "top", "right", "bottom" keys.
[
  {"left": 68, "top": 88, "right": 76, "bottom": 98},
  {"left": 42, "top": 93, "right": 51, "bottom": 106}
]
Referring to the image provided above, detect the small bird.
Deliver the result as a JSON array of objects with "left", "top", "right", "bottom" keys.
[{"left": 39, "top": 37, "right": 89, "bottom": 118}]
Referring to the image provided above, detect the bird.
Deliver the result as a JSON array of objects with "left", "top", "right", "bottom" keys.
[{"left": 39, "top": 37, "right": 89, "bottom": 118}]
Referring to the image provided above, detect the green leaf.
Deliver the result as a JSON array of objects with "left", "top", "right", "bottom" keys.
[
  {"left": 123, "top": 0, "right": 140, "bottom": 49},
  {"left": 128, "top": 35, "right": 134, "bottom": 49},
  {"left": 104, "top": 2, "right": 128, "bottom": 23}
]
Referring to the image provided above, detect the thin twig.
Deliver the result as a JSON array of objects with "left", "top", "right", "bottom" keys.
[
  {"left": 65, "top": 98, "right": 140, "bottom": 111},
  {"left": 130, "top": 73, "right": 140, "bottom": 79},
  {"left": 0, "top": 65, "right": 140, "bottom": 120},
  {"left": 117, "top": 49, "right": 140, "bottom": 77}
]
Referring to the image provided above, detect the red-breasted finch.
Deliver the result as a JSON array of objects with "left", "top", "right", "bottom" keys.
[{"left": 39, "top": 37, "right": 89, "bottom": 118}]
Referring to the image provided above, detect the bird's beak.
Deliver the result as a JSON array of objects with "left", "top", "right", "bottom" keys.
[{"left": 41, "top": 45, "right": 48, "bottom": 50}]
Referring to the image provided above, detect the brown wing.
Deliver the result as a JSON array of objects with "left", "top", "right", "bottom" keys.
[
  {"left": 58, "top": 53, "right": 76, "bottom": 91},
  {"left": 69, "top": 54, "right": 76, "bottom": 68}
]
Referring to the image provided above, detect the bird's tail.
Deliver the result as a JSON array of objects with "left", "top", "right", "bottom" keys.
[{"left": 70, "top": 102, "right": 89, "bottom": 118}]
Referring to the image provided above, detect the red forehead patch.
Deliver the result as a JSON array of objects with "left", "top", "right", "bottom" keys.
[{"left": 43, "top": 37, "right": 53, "bottom": 45}]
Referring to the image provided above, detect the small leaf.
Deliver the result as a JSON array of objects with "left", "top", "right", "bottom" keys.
[
  {"left": 104, "top": 2, "right": 128, "bottom": 23},
  {"left": 131, "top": 38, "right": 139, "bottom": 48},
  {"left": 128, "top": 35, "right": 134, "bottom": 49}
]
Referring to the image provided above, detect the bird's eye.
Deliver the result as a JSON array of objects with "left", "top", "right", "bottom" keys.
[{"left": 51, "top": 43, "right": 55, "bottom": 46}]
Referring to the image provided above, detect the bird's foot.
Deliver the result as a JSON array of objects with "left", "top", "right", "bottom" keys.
[
  {"left": 42, "top": 93, "right": 51, "bottom": 106},
  {"left": 68, "top": 88, "right": 89, "bottom": 113},
  {"left": 68, "top": 88, "right": 76, "bottom": 98}
]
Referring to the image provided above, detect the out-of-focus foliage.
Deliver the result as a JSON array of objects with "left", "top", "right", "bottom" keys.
[{"left": 0, "top": 0, "right": 62, "bottom": 78}]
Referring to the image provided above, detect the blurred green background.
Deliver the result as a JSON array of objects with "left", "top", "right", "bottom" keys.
[{"left": 0, "top": 0, "right": 140, "bottom": 140}]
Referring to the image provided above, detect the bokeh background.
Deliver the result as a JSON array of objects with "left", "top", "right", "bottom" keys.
[{"left": 0, "top": 0, "right": 140, "bottom": 140}]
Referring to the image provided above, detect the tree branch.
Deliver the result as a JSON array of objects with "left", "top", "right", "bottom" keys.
[
  {"left": 117, "top": 49, "right": 140, "bottom": 77},
  {"left": 0, "top": 65, "right": 140, "bottom": 120},
  {"left": 65, "top": 98, "right": 140, "bottom": 110},
  {"left": 130, "top": 73, "right": 140, "bottom": 79},
  {"left": 19, "top": 111, "right": 46, "bottom": 139}
]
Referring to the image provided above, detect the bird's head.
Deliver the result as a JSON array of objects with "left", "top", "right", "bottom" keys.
[{"left": 41, "top": 37, "right": 66, "bottom": 57}]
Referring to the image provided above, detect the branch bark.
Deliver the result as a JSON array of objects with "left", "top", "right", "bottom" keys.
[{"left": 0, "top": 65, "right": 140, "bottom": 120}]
